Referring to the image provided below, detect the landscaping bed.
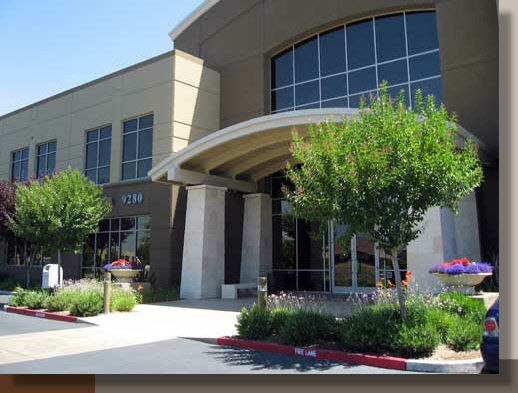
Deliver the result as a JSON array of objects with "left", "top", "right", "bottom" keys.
[
  {"left": 235, "top": 291, "right": 486, "bottom": 360},
  {"left": 8, "top": 278, "right": 140, "bottom": 317}
]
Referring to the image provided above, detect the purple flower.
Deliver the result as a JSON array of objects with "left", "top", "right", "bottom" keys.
[
  {"left": 104, "top": 264, "right": 112, "bottom": 271},
  {"left": 446, "top": 264, "right": 466, "bottom": 275}
]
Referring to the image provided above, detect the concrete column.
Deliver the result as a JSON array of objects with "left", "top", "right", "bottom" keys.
[
  {"left": 407, "top": 206, "right": 446, "bottom": 293},
  {"left": 454, "top": 191, "right": 481, "bottom": 261},
  {"left": 240, "top": 193, "right": 272, "bottom": 283},
  {"left": 180, "top": 185, "right": 226, "bottom": 299}
]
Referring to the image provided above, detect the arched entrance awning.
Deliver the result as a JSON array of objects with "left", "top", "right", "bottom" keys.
[{"left": 148, "top": 108, "right": 486, "bottom": 193}]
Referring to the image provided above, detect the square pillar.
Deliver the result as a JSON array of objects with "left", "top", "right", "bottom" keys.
[
  {"left": 240, "top": 193, "right": 272, "bottom": 283},
  {"left": 180, "top": 185, "right": 226, "bottom": 299}
]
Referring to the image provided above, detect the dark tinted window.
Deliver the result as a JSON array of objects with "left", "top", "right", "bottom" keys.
[
  {"left": 38, "top": 144, "right": 47, "bottom": 155},
  {"left": 409, "top": 51, "right": 441, "bottom": 80},
  {"left": 386, "top": 85, "right": 410, "bottom": 106},
  {"left": 411, "top": 77, "right": 442, "bottom": 107},
  {"left": 270, "top": 11, "right": 440, "bottom": 112},
  {"left": 85, "top": 126, "right": 111, "bottom": 184},
  {"left": 137, "top": 159, "right": 152, "bottom": 178},
  {"left": 123, "top": 118, "right": 138, "bottom": 133},
  {"left": 138, "top": 128, "right": 152, "bottom": 159},
  {"left": 122, "top": 162, "right": 136, "bottom": 181},
  {"left": 86, "top": 142, "right": 98, "bottom": 169},
  {"left": 319, "top": 27, "right": 346, "bottom": 76},
  {"left": 349, "top": 91, "right": 377, "bottom": 108},
  {"left": 122, "top": 115, "right": 153, "bottom": 180},
  {"left": 348, "top": 66, "right": 377, "bottom": 94},
  {"left": 47, "top": 152, "right": 56, "bottom": 174},
  {"left": 378, "top": 59, "right": 408, "bottom": 86},
  {"left": 295, "top": 80, "right": 319, "bottom": 106},
  {"left": 375, "top": 14, "right": 406, "bottom": 62},
  {"left": 294, "top": 36, "right": 319, "bottom": 83},
  {"left": 123, "top": 133, "right": 137, "bottom": 161},
  {"left": 321, "top": 97, "right": 348, "bottom": 108},
  {"left": 406, "top": 11, "right": 439, "bottom": 55},
  {"left": 347, "top": 19, "right": 375, "bottom": 70},
  {"left": 99, "top": 126, "right": 111, "bottom": 139},
  {"left": 10, "top": 147, "right": 29, "bottom": 182},
  {"left": 271, "top": 47, "right": 293, "bottom": 89},
  {"left": 87, "top": 129, "right": 98, "bottom": 143},
  {"left": 139, "top": 114, "right": 153, "bottom": 129},
  {"left": 271, "top": 87, "right": 293, "bottom": 111},
  {"left": 99, "top": 140, "right": 111, "bottom": 166},
  {"left": 321, "top": 74, "right": 348, "bottom": 100}
]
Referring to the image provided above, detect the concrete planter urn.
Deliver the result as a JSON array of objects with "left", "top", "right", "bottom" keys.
[
  {"left": 111, "top": 269, "right": 142, "bottom": 284},
  {"left": 431, "top": 273, "right": 493, "bottom": 294},
  {"left": 429, "top": 257, "right": 494, "bottom": 294}
]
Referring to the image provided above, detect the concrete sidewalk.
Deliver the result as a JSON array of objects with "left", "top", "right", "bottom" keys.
[{"left": 0, "top": 297, "right": 255, "bottom": 367}]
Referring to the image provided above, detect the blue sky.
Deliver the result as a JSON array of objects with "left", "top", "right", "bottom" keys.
[{"left": 0, "top": 0, "right": 204, "bottom": 116}]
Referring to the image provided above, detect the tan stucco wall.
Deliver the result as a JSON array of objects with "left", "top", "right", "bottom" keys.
[
  {"left": 0, "top": 50, "right": 220, "bottom": 182},
  {"left": 174, "top": 0, "right": 498, "bottom": 154}
]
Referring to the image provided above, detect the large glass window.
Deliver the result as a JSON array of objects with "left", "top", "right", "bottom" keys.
[
  {"left": 10, "top": 148, "right": 29, "bottom": 182},
  {"left": 270, "top": 10, "right": 441, "bottom": 112},
  {"left": 122, "top": 114, "right": 153, "bottom": 181},
  {"left": 36, "top": 140, "right": 56, "bottom": 179},
  {"left": 81, "top": 215, "right": 151, "bottom": 278},
  {"left": 85, "top": 126, "right": 111, "bottom": 184},
  {"left": 6, "top": 241, "right": 47, "bottom": 266}
]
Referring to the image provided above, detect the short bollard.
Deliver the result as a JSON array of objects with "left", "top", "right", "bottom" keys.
[
  {"left": 257, "top": 276, "right": 267, "bottom": 310},
  {"left": 103, "top": 272, "right": 111, "bottom": 314}
]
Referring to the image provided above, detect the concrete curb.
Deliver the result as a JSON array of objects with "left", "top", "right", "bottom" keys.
[
  {"left": 217, "top": 337, "right": 406, "bottom": 371},
  {"left": 406, "top": 357, "right": 484, "bottom": 373},
  {"left": 3, "top": 305, "right": 79, "bottom": 323},
  {"left": 217, "top": 337, "right": 484, "bottom": 373}
]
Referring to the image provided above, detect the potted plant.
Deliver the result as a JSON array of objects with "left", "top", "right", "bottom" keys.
[
  {"left": 429, "top": 257, "right": 493, "bottom": 294},
  {"left": 104, "top": 259, "right": 142, "bottom": 283}
]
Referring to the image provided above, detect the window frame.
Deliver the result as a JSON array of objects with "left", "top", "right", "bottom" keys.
[
  {"left": 36, "top": 140, "right": 57, "bottom": 179},
  {"left": 10, "top": 147, "right": 29, "bottom": 182},
  {"left": 84, "top": 125, "right": 112, "bottom": 185},
  {"left": 121, "top": 114, "right": 153, "bottom": 182},
  {"left": 269, "top": 9, "right": 441, "bottom": 113}
]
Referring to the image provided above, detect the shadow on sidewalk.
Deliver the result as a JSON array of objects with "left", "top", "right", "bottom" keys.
[{"left": 181, "top": 337, "right": 358, "bottom": 373}]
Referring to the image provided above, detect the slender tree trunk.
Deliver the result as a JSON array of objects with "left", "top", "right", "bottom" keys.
[
  {"left": 57, "top": 248, "right": 62, "bottom": 286},
  {"left": 392, "top": 248, "right": 407, "bottom": 319},
  {"left": 26, "top": 245, "right": 36, "bottom": 289},
  {"left": 23, "top": 243, "right": 29, "bottom": 289}
]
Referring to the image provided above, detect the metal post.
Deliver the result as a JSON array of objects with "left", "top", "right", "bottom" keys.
[
  {"left": 103, "top": 271, "right": 111, "bottom": 314},
  {"left": 258, "top": 276, "right": 267, "bottom": 310}
]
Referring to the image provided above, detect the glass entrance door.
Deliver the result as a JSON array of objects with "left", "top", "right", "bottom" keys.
[{"left": 331, "top": 223, "right": 379, "bottom": 293}]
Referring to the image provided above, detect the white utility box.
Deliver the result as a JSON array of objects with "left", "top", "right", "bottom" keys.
[{"left": 42, "top": 264, "right": 62, "bottom": 288}]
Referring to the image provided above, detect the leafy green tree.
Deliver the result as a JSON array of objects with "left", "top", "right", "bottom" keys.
[
  {"left": 9, "top": 167, "right": 112, "bottom": 285},
  {"left": 284, "top": 85, "right": 483, "bottom": 318}
]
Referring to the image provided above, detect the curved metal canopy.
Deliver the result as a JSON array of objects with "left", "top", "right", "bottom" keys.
[{"left": 148, "top": 108, "right": 486, "bottom": 193}]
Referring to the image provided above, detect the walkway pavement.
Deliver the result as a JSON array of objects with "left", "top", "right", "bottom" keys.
[{"left": 0, "top": 297, "right": 256, "bottom": 366}]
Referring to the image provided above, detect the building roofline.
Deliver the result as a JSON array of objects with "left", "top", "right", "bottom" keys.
[
  {"left": 168, "top": 0, "right": 221, "bottom": 41},
  {"left": 0, "top": 50, "right": 175, "bottom": 121}
]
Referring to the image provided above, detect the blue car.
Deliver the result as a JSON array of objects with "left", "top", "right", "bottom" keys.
[{"left": 481, "top": 298, "right": 499, "bottom": 373}]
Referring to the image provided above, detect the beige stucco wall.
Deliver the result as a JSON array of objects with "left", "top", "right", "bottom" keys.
[{"left": 0, "top": 50, "right": 220, "bottom": 183}]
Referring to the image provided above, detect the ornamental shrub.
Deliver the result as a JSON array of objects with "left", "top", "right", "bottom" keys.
[
  {"left": 69, "top": 291, "right": 103, "bottom": 317},
  {"left": 270, "top": 308, "right": 291, "bottom": 334},
  {"left": 438, "top": 292, "right": 486, "bottom": 323},
  {"left": 339, "top": 302, "right": 440, "bottom": 358},
  {"left": 445, "top": 318, "right": 483, "bottom": 351},
  {"left": 111, "top": 289, "right": 139, "bottom": 312},
  {"left": 8, "top": 287, "right": 28, "bottom": 307},
  {"left": 236, "top": 304, "right": 271, "bottom": 340},
  {"left": 278, "top": 310, "right": 338, "bottom": 346},
  {"left": 22, "top": 290, "right": 50, "bottom": 309}
]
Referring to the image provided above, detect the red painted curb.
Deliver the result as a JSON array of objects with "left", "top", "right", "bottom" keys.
[
  {"left": 217, "top": 337, "right": 407, "bottom": 371},
  {"left": 4, "top": 306, "right": 79, "bottom": 323}
]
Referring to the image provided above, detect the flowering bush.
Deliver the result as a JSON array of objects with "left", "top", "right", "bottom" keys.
[
  {"left": 104, "top": 259, "right": 141, "bottom": 270},
  {"left": 429, "top": 257, "right": 493, "bottom": 275},
  {"left": 267, "top": 291, "right": 327, "bottom": 313}
]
